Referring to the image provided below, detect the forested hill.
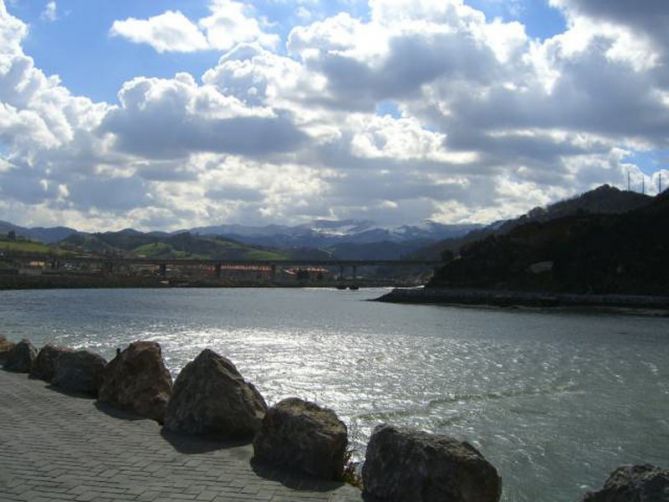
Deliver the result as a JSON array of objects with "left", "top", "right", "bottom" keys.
[
  {"left": 428, "top": 190, "right": 669, "bottom": 295},
  {"left": 414, "top": 185, "right": 653, "bottom": 261},
  {"left": 59, "top": 230, "right": 296, "bottom": 261}
]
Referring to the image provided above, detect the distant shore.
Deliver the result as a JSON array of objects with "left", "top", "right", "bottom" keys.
[
  {"left": 0, "top": 273, "right": 404, "bottom": 290},
  {"left": 375, "top": 287, "right": 669, "bottom": 316}
]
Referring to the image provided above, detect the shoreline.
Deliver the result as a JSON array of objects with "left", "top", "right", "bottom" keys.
[
  {"left": 374, "top": 287, "right": 669, "bottom": 316},
  {"left": 0, "top": 274, "right": 405, "bottom": 290}
]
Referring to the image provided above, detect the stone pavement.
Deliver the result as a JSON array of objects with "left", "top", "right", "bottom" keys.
[{"left": 0, "top": 370, "right": 362, "bottom": 502}]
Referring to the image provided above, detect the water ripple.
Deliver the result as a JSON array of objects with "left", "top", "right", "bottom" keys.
[{"left": 0, "top": 288, "right": 668, "bottom": 502}]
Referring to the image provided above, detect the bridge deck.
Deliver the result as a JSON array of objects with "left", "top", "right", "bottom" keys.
[
  {"left": 1, "top": 252, "right": 441, "bottom": 268},
  {"left": 0, "top": 370, "right": 361, "bottom": 502}
]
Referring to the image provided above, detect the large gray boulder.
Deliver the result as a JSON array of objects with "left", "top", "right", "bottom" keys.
[
  {"left": 164, "top": 349, "right": 267, "bottom": 438},
  {"left": 582, "top": 464, "right": 669, "bottom": 501},
  {"left": 52, "top": 350, "right": 107, "bottom": 396},
  {"left": 362, "top": 424, "right": 502, "bottom": 502},
  {"left": 253, "top": 398, "right": 348, "bottom": 480},
  {"left": 30, "top": 345, "right": 72, "bottom": 382},
  {"left": 3, "top": 339, "right": 37, "bottom": 373},
  {"left": 99, "top": 341, "right": 173, "bottom": 423},
  {"left": 0, "top": 336, "right": 16, "bottom": 364}
]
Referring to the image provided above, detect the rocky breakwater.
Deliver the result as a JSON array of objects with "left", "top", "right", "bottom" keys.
[
  {"left": 376, "top": 287, "right": 669, "bottom": 311},
  {"left": 583, "top": 464, "right": 669, "bottom": 501},
  {"left": 30, "top": 344, "right": 73, "bottom": 382},
  {"left": 164, "top": 349, "right": 267, "bottom": 439},
  {"left": 253, "top": 397, "right": 348, "bottom": 481},
  {"left": 99, "top": 341, "right": 173, "bottom": 423},
  {"left": 362, "top": 424, "right": 502, "bottom": 502},
  {"left": 52, "top": 349, "right": 107, "bottom": 396},
  {"left": 0, "top": 335, "right": 16, "bottom": 364},
  {"left": 3, "top": 339, "right": 37, "bottom": 372},
  {"left": 3, "top": 333, "right": 669, "bottom": 501}
]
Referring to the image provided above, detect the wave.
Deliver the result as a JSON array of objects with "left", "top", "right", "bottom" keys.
[{"left": 353, "top": 381, "right": 579, "bottom": 422}]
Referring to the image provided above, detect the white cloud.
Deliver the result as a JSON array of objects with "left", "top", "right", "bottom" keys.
[
  {"left": 110, "top": 0, "right": 278, "bottom": 54},
  {"left": 1, "top": 0, "right": 669, "bottom": 231},
  {"left": 110, "top": 10, "right": 208, "bottom": 53},
  {"left": 199, "top": 0, "right": 280, "bottom": 51},
  {"left": 40, "top": 1, "right": 57, "bottom": 22},
  {"left": 100, "top": 72, "right": 305, "bottom": 159}
]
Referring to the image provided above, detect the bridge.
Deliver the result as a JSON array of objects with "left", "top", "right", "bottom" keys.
[{"left": 0, "top": 252, "right": 442, "bottom": 283}]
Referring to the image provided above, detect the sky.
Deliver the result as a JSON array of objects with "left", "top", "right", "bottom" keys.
[{"left": 0, "top": 0, "right": 668, "bottom": 231}]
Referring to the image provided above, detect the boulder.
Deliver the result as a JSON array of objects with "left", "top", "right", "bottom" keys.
[
  {"left": 99, "top": 341, "right": 173, "bottom": 423},
  {"left": 3, "top": 339, "right": 37, "bottom": 373},
  {"left": 362, "top": 424, "right": 502, "bottom": 502},
  {"left": 0, "top": 335, "right": 16, "bottom": 363},
  {"left": 253, "top": 398, "right": 348, "bottom": 480},
  {"left": 52, "top": 350, "right": 107, "bottom": 396},
  {"left": 164, "top": 349, "right": 267, "bottom": 439},
  {"left": 30, "top": 345, "right": 72, "bottom": 382},
  {"left": 582, "top": 464, "right": 669, "bottom": 501}
]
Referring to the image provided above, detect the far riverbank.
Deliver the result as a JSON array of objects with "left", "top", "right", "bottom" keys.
[
  {"left": 0, "top": 273, "right": 409, "bottom": 290},
  {"left": 375, "top": 287, "right": 669, "bottom": 316}
]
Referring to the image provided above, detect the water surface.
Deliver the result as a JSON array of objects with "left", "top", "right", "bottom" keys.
[{"left": 1, "top": 288, "right": 668, "bottom": 501}]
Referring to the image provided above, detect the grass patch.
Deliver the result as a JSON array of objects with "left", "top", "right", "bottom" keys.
[
  {"left": 0, "top": 240, "right": 60, "bottom": 254},
  {"left": 245, "top": 250, "right": 287, "bottom": 261}
]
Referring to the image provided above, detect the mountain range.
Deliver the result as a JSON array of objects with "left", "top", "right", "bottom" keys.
[
  {"left": 0, "top": 185, "right": 656, "bottom": 264},
  {"left": 0, "top": 219, "right": 480, "bottom": 260}
]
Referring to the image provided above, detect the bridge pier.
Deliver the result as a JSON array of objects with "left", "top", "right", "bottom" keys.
[
  {"left": 50, "top": 259, "right": 59, "bottom": 271},
  {"left": 103, "top": 261, "right": 114, "bottom": 275},
  {"left": 339, "top": 264, "right": 345, "bottom": 281},
  {"left": 215, "top": 263, "right": 222, "bottom": 279},
  {"left": 158, "top": 263, "right": 167, "bottom": 278},
  {"left": 270, "top": 264, "right": 276, "bottom": 281},
  {"left": 352, "top": 265, "right": 357, "bottom": 281}
]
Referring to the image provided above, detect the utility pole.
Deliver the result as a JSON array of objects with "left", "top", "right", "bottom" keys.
[
  {"left": 642, "top": 176, "right": 645, "bottom": 195},
  {"left": 660, "top": 172, "right": 663, "bottom": 194},
  {"left": 627, "top": 170, "right": 631, "bottom": 191}
]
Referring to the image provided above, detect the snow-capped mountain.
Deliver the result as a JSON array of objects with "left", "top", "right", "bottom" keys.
[{"left": 187, "top": 220, "right": 481, "bottom": 258}]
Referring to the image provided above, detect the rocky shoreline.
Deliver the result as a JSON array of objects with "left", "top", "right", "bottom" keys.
[
  {"left": 1, "top": 334, "right": 667, "bottom": 501},
  {"left": 375, "top": 287, "right": 669, "bottom": 315}
]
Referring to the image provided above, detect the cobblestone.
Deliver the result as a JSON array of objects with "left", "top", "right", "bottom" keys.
[{"left": 0, "top": 371, "right": 361, "bottom": 502}]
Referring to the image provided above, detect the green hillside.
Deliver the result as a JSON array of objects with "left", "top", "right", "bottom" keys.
[
  {"left": 59, "top": 230, "right": 290, "bottom": 261},
  {"left": 0, "top": 236, "right": 69, "bottom": 256}
]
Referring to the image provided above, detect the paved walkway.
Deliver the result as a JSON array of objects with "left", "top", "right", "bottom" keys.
[{"left": 0, "top": 370, "right": 362, "bottom": 502}]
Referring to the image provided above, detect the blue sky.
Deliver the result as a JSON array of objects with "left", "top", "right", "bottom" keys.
[
  {"left": 0, "top": 0, "right": 668, "bottom": 230},
  {"left": 11, "top": 0, "right": 568, "bottom": 104}
]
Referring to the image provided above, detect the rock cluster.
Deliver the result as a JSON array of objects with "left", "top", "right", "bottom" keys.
[
  {"left": 164, "top": 349, "right": 267, "bottom": 439},
  {"left": 30, "top": 345, "right": 73, "bottom": 382},
  {"left": 362, "top": 424, "right": 502, "bottom": 502},
  {"left": 583, "top": 464, "right": 669, "bottom": 502},
  {"left": 0, "top": 335, "right": 16, "bottom": 363},
  {"left": 99, "top": 341, "right": 173, "bottom": 423},
  {"left": 52, "top": 350, "right": 107, "bottom": 396},
  {"left": 253, "top": 397, "right": 348, "bottom": 480},
  {"left": 3, "top": 339, "right": 38, "bottom": 373},
  {"left": 4, "top": 333, "right": 667, "bottom": 501}
]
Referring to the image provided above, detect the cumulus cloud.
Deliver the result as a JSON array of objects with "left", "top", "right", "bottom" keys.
[
  {"left": 100, "top": 72, "right": 306, "bottom": 158},
  {"left": 110, "top": 0, "right": 278, "bottom": 53},
  {"left": 110, "top": 11, "right": 209, "bottom": 53},
  {"left": 1, "top": 0, "right": 669, "bottom": 231},
  {"left": 200, "top": 0, "right": 280, "bottom": 51}
]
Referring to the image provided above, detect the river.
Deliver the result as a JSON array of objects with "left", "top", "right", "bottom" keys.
[{"left": 1, "top": 287, "right": 667, "bottom": 501}]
